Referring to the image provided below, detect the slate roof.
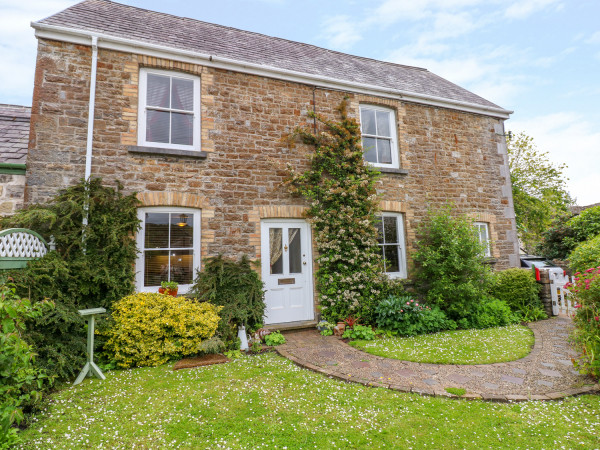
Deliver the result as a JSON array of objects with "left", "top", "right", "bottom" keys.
[
  {"left": 36, "top": 0, "right": 506, "bottom": 113},
  {"left": 0, "top": 104, "right": 30, "bottom": 164}
]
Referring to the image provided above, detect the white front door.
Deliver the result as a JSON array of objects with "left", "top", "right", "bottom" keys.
[{"left": 261, "top": 219, "right": 314, "bottom": 324}]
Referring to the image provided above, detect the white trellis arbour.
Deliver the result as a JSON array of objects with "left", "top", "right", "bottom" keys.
[{"left": 0, "top": 228, "right": 49, "bottom": 269}]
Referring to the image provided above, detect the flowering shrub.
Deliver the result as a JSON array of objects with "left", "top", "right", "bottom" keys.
[
  {"left": 565, "top": 266, "right": 600, "bottom": 378},
  {"left": 286, "top": 100, "right": 386, "bottom": 323},
  {"left": 375, "top": 295, "right": 456, "bottom": 336},
  {"left": 105, "top": 293, "right": 221, "bottom": 368},
  {"left": 568, "top": 234, "right": 600, "bottom": 275}
]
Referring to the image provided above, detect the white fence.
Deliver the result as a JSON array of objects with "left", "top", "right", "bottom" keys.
[{"left": 548, "top": 269, "right": 574, "bottom": 316}]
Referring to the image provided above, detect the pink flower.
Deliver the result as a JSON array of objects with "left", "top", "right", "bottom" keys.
[
  {"left": 574, "top": 304, "right": 582, "bottom": 308},
  {"left": 575, "top": 272, "right": 581, "bottom": 276},
  {"left": 406, "top": 302, "right": 410, "bottom": 305},
  {"left": 586, "top": 268, "right": 595, "bottom": 273},
  {"left": 411, "top": 299, "right": 414, "bottom": 302},
  {"left": 400, "top": 310, "right": 404, "bottom": 313},
  {"left": 595, "top": 317, "right": 599, "bottom": 321}
]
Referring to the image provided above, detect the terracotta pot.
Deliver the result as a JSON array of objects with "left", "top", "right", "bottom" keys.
[{"left": 158, "top": 287, "right": 178, "bottom": 296}]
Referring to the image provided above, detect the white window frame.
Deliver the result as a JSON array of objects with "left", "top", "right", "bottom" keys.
[
  {"left": 135, "top": 207, "right": 201, "bottom": 294},
  {"left": 359, "top": 104, "right": 399, "bottom": 169},
  {"left": 376, "top": 212, "right": 407, "bottom": 279},
  {"left": 474, "top": 222, "right": 491, "bottom": 257},
  {"left": 138, "top": 68, "right": 201, "bottom": 151}
]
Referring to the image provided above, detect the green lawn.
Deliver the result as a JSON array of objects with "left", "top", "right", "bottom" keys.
[
  {"left": 19, "top": 353, "right": 600, "bottom": 449},
  {"left": 350, "top": 324, "right": 534, "bottom": 364}
]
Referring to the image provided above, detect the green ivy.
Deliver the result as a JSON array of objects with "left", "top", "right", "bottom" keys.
[
  {"left": 286, "top": 100, "right": 386, "bottom": 323},
  {"left": 1, "top": 178, "right": 140, "bottom": 379}
]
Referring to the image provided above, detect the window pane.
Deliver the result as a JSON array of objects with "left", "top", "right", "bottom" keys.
[
  {"left": 170, "top": 250, "right": 194, "bottom": 285},
  {"left": 288, "top": 228, "right": 302, "bottom": 274},
  {"left": 170, "top": 213, "right": 193, "bottom": 248},
  {"left": 363, "top": 137, "right": 377, "bottom": 163},
  {"left": 146, "top": 74, "right": 170, "bottom": 108},
  {"left": 377, "top": 139, "right": 392, "bottom": 164},
  {"left": 144, "top": 250, "right": 169, "bottom": 287},
  {"left": 171, "top": 113, "right": 193, "bottom": 146},
  {"left": 269, "top": 228, "right": 283, "bottom": 275},
  {"left": 383, "top": 216, "right": 398, "bottom": 243},
  {"left": 383, "top": 245, "right": 400, "bottom": 273},
  {"left": 375, "top": 217, "right": 384, "bottom": 244},
  {"left": 145, "top": 213, "right": 169, "bottom": 248},
  {"left": 171, "top": 78, "right": 194, "bottom": 111},
  {"left": 146, "top": 110, "right": 170, "bottom": 143},
  {"left": 376, "top": 110, "right": 391, "bottom": 137},
  {"left": 361, "top": 108, "right": 376, "bottom": 135}
]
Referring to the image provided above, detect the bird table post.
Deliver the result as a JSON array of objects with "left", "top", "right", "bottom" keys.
[{"left": 73, "top": 307, "right": 107, "bottom": 385}]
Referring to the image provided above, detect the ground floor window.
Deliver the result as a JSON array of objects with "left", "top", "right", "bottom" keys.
[
  {"left": 135, "top": 207, "right": 201, "bottom": 293},
  {"left": 375, "top": 213, "right": 407, "bottom": 278},
  {"left": 474, "top": 222, "right": 491, "bottom": 257}
]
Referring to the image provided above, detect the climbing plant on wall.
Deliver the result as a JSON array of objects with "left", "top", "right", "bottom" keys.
[{"left": 286, "top": 99, "right": 387, "bottom": 323}]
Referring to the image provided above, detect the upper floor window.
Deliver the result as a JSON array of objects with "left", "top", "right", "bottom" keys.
[
  {"left": 135, "top": 207, "right": 201, "bottom": 294},
  {"left": 138, "top": 68, "right": 201, "bottom": 151},
  {"left": 375, "top": 213, "right": 407, "bottom": 278},
  {"left": 474, "top": 222, "right": 491, "bottom": 257},
  {"left": 360, "top": 105, "right": 399, "bottom": 169}
]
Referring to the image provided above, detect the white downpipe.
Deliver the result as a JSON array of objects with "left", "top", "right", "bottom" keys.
[
  {"left": 84, "top": 36, "right": 98, "bottom": 182},
  {"left": 82, "top": 36, "right": 98, "bottom": 238}
]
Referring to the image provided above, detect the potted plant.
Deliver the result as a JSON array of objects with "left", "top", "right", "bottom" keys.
[{"left": 159, "top": 281, "right": 179, "bottom": 296}]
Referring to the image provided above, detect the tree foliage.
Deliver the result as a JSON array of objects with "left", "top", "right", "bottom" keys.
[
  {"left": 507, "top": 132, "right": 573, "bottom": 253},
  {"left": 285, "top": 99, "right": 387, "bottom": 323},
  {"left": 0, "top": 178, "right": 140, "bottom": 379},
  {"left": 413, "top": 206, "right": 492, "bottom": 322}
]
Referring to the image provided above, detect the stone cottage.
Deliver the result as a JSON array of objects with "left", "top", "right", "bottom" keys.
[{"left": 25, "top": 0, "right": 519, "bottom": 326}]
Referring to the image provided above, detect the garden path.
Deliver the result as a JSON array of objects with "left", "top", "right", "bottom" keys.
[{"left": 276, "top": 317, "right": 599, "bottom": 401}]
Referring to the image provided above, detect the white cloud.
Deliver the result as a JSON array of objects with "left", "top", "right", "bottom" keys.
[
  {"left": 507, "top": 112, "right": 600, "bottom": 205},
  {"left": 586, "top": 31, "right": 600, "bottom": 44},
  {"left": 0, "top": 1, "right": 76, "bottom": 105},
  {"left": 320, "top": 15, "right": 363, "bottom": 50},
  {"left": 371, "top": 0, "right": 484, "bottom": 25},
  {"left": 504, "top": 0, "right": 563, "bottom": 19}
]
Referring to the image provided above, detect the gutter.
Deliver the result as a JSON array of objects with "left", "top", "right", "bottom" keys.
[
  {"left": 31, "top": 22, "right": 513, "bottom": 120},
  {"left": 0, "top": 163, "right": 26, "bottom": 175}
]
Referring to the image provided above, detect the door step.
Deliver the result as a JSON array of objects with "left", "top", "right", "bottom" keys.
[{"left": 266, "top": 320, "right": 318, "bottom": 331}]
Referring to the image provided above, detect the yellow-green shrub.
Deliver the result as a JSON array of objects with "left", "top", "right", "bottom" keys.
[{"left": 105, "top": 293, "right": 221, "bottom": 368}]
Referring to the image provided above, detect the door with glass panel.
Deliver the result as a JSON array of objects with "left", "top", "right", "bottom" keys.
[
  {"left": 261, "top": 220, "right": 313, "bottom": 324},
  {"left": 135, "top": 208, "right": 201, "bottom": 294}
]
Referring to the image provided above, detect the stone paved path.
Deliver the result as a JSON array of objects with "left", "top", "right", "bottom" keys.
[{"left": 276, "top": 317, "right": 599, "bottom": 401}]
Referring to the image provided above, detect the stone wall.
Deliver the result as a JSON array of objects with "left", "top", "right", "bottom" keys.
[
  {"left": 0, "top": 173, "right": 25, "bottom": 215},
  {"left": 26, "top": 38, "right": 520, "bottom": 273}
]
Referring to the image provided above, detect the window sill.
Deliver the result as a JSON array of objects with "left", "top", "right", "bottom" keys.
[
  {"left": 128, "top": 146, "right": 208, "bottom": 160},
  {"left": 483, "top": 257, "right": 497, "bottom": 265},
  {"left": 377, "top": 167, "right": 408, "bottom": 175}
]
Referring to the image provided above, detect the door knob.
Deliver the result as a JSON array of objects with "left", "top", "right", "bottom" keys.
[{"left": 303, "top": 261, "right": 307, "bottom": 265}]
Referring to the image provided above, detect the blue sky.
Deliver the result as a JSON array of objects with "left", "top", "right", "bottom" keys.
[{"left": 1, "top": 0, "right": 599, "bottom": 205}]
